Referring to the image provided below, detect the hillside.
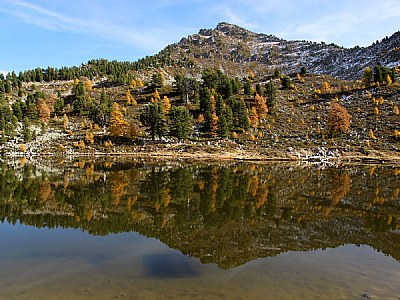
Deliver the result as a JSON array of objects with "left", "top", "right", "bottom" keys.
[
  {"left": 152, "top": 22, "right": 400, "bottom": 80},
  {"left": 0, "top": 23, "right": 399, "bottom": 162}
]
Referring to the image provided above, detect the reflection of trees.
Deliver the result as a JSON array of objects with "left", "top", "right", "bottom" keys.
[{"left": 1, "top": 161, "right": 400, "bottom": 265}]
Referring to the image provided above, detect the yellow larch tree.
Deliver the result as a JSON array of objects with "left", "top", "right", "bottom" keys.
[
  {"left": 109, "top": 102, "right": 128, "bottom": 137},
  {"left": 321, "top": 81, "right": 331, "bottom": 94},
  {"left": 153, "top": 89, "right": 160, "bottom": 101},
  {"left": 37, "top": 98, "right": 51, "bottom": 123},
  {"left": 84, "top": 79, "right": 92, "bottom": 91},
  {"left": 249, "top": 106, "right": 259, "bottom": 128},
  {"left": 162, "top": 96, "right": 171, "bottom": 114}
]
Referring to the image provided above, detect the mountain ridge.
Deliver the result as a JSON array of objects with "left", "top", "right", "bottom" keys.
[{"left": 150, "top": 22, "right": 400, "bottom": 80}]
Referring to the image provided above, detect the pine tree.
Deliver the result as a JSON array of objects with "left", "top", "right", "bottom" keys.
[
  {"left": 244, "top": 80, "right": 252, "bottom": 96},
  {"left": 281, "top": 76, "right": 292, "bottom": 89},
  {"left": 237, "top": 98, "right": 250, "bottom": 131},
  {"left": 74, "top": 81, "right": 87, "bottom": 115},
  {"left": 265, "top": 80, "right": 276, "bottom": 110},
  {"left": 391, "top": 68, "right": 397, "bottom": 83},
  {"left": 374, "top": 65, "right": 383, "bottom": 84},
  {"left": 23, "top": 117, "right": 32, "bottom": 142},
  {"left": 218, "top": 115, "right": 229, "bottom": 138},
  {"left": 140, "top": 103, "right": 167, "bottom": 140},
  {"left": 170, "top": 106, "right": 193, "bottom": 141}
]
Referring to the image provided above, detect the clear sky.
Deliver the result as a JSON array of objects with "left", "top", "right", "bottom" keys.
[{"left": 1, "top": 0, "right": 399, "bottom": 74}]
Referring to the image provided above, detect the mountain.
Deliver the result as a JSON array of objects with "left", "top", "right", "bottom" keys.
[{"left": 151, "top": 22, "right": 400, "bottom": 79}]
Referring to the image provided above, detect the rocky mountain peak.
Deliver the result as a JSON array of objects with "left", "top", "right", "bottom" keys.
[{"left": 162, "top": 23, "right": 399, "bottom": 80}]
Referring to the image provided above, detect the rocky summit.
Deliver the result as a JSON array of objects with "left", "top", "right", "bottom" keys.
[{"left": 154, "top": 22, "right": 400, "bottom": 80}]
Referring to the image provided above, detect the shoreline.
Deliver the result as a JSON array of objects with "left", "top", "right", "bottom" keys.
[{"left": 3, "top": 147, "right": 400, "bottom": 165}]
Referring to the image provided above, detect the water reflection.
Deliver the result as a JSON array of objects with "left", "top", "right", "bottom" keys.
[{"left": 1, "top": 159, "right": 399, "bottom": 269}]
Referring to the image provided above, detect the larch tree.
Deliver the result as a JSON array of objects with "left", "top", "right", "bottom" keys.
[
  {"left": 63, "top": 114, "right": 69, "bottom": 131},
  {"left": 37, "top": 99, "right": 51, "bottom": 123},
  {"left": 162, "top": 96, "right": 171, "bottom": 114},
  {"left": 153, "top": 89, "right": 161, "bottom": 101},
  {"left": 209, "top": 112, "right": 219, "bottom": 137},
  {"left": 321, "top": 81, "right": 331, "bottom": 94},
  {"left": 327, "top": 101, "right": 350, "bottom": 135},
  {"left": 84, "top": 79, "right": 92, "bottom": 91},
  {"left": 254, "top": 93, "right": 268, "bottom": 119},
  {"left": 249, "top": 106, "right": 259, "bottom": 128},
  {"left": 362, "top": 67, "right": 373, "bottom": 87},
  {"left": 109, "top": 102, "right": 127, "bottom": 137}
]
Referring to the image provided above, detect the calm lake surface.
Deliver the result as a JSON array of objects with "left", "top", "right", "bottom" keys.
[{"left": 0, "top": 159, "right": 399, "bottom": 299}]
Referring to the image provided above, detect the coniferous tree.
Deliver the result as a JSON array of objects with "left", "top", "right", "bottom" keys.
[
  {"left": 218, "top": 115, "right": 229, "bottom": 138},
  {"left": 23, "top": 117, "right": 32, "bottom": 142},
  {"left": 256, "top": 83, "right": 262, "bottom": 96},
  {"left": 391, "top": 68, "right": 396, "bottom": 83},
  {"left": 281, "top": 76, "right": 292, "bottom": 89},
  {"left": 374, "top": 65, "right": 383, "bottom": 84},
  {"left": 109, "top": 102, "right": 128, "bottom": 137},
  {"left": 265, "top": 80, "right": 276, "bottom": 110},
  {"left": 74, "top": 81, "right": 87, "bottom": 115},
  {"left": 244, "top": 80, "right": 252, "bottom": 96},
  {"left": 169, "top": 106, "right": 193, "bottom": 141},
  {"left": 362, "top": 67, "right": 373, "bottom": 87},
  {"left": 140, "top": 103, "right": 167, "bottom": 140}
]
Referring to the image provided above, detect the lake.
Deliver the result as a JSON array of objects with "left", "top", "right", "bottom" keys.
[{"left": 0, "top": 159, "right": 399, "bottom": 299}]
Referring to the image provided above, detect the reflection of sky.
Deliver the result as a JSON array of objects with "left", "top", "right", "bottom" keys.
[{"left": 1, "top": 222, "right": 399, "bottom": 299}]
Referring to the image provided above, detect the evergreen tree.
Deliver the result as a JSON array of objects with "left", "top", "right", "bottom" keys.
[
  {"left": 169, "top": 106, "right": 193, "bottom": 141},
  {"left": 374, "top": 65, "right": 383, "bottom": 84},
  {"left": 12, "top": 100, "right": 23, "bottom": 121},
  {"left": 0, "top": 80, "right": 4, "bottom": 93},
  {"left": 244, "top": 80, "right": 252, "bottom": 96},
  {"left": 151, "top": 73, "right": 163, "bottom": 91},
  {"left": 274, "top": 68, "right": 281, "bottom": 78},
  {"left": 256, "top": 83, "right": 262, "bottom": 96},
  {"left": 74, "top": 81, "right": 87, "bottom": 115},
  {"left": 281, "top": 76, "right": 292, "bottom": 89},
  {"left": 391, "top": 68, "right": 397, "bottom": 83},
  {"left": 5, "top": 80, "right": 11, "bottom": 93},
  {"left": 140, "top": 103, "right": 168, "bottom": 140},
  {"left": 234, "top": 98, "right": 250, "bottom": 131},
  {"left": 23, "top": 117, "right": 32, "bottom": 142},
  {"left": 218, "top": 115, "right": 229, "bottom": 138},
  {"left": 265, "top": 80, "right": 276, "bottom": 110}
]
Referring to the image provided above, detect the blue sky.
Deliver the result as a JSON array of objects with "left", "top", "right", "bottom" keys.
[{"left": 1, "top": 0, "right": 399, "bottom": 74}]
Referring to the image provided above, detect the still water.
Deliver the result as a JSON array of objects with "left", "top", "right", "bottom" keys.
[{"left": 0, "top": 159, "right": 399, "bottom": 299}]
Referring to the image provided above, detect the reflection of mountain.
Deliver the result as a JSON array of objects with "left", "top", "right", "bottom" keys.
[{"left": 1, "top": 160, "right": 399, "bottom": 269}]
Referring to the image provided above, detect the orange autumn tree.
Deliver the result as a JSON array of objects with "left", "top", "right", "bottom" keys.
[
  {"left": 254, "top": 93, "right": 268, "bottom": 119},
  {"left": 109, "top": 102, "right": 128, "bottom": 137},
  {"left": 37, "top": 98, "right": 51, "bottom": 123},
  {"left": 327, "top": 101, "right": 350, "bottom": 134}
]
